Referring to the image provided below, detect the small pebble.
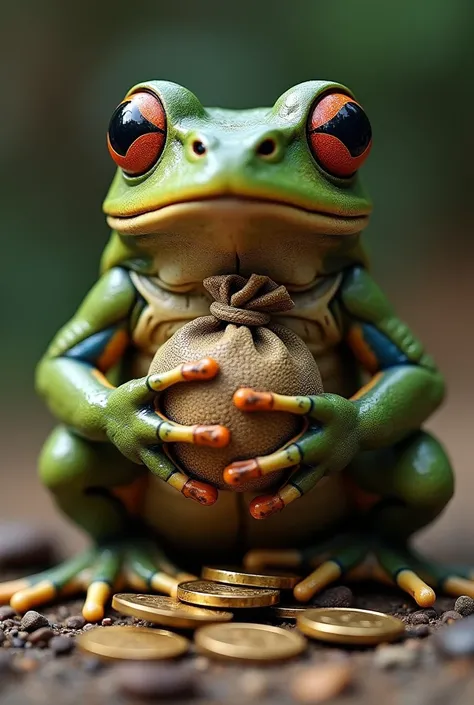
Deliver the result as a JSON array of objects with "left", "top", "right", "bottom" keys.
[
  {"left": 374, "top": 644, "right": 420, "bottom": 669},
  {"left": 241, "top": 671, "right": 268, "bottom": 698},
  {"left": 15, "top": 657, "right": 39, "bottom": 673},
  {"left": 101, "top": 617, "right": 113, "bottom": 627},
  {"left": 50, "top": 635, "right": 75, "bottom": 655},
  {"left": 193, "top": 656, "right": 209, "bottom": 671},
  {"left": 0, "top": 652, "right": 13, "bottom": 674},
  {"left": 454, "top": 596, "right": 474, "bottom": 617},
  {"left": 10, "top": 637, "right": 25, "bottom": 649},
  {"left": 311, "top": 586, "right": 353, "bottom": 609},
  {"left": 291, "top": 662, "right": 352, "bottom": 703},
  {"left": 66, "top": 615, "right": 86, "bottom": 630},
  {"left": 82, "top": 657, "right": 103, "bottom": 673},
  {"left": 115, "top": 662, "right": 196, "bottom": 700},
  {"left": 410, "top": 611, "right": 430, "bottom": 625},
  {"left": 423, "top": 608, "right": 438, "bottom": 620},
  {"left": 441, "top": 610, "right": 463, "bottom": 624},
  {"left": 406, "top": 625, "right": 430, "bottom": 639},
  {"left": 21, "top": 611, "right": 50, "bottom": 632},
  {"left": 28, "top": 627, "right": 55, "bottom": 645},
  {"left": 82, "top": 624, "right": 95, "bottom": 631},
  {"left": 0, "top": 606, "right": 16, "bottom": 621},
  {"left": 405, "top": 639, "right": 423, "bottom": 651},
  {"left": 0, "top": 630, "right": 4, "bottom": 645},
  {"left": 435, "top": 614, "right": 474, "bottom": 657}
]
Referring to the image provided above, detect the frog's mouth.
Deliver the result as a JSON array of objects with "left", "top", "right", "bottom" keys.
[{"left": 106, "top": 196, "right": 369, "bottom": 238}]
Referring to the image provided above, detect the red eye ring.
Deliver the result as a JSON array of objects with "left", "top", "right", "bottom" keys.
[
  {"left": 307, "top": 92, "right": 372, "bottom": 178},
  {"left": 107, "top": 91, "right": 167, "bottom": 176}
]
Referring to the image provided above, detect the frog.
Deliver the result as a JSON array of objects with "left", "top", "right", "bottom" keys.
[{"left": 2, "top": 79, "right": 472, "bottom": 622}]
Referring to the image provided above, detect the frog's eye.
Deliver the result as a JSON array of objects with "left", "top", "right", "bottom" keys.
[
  {"left": 307, "top": 92, "right": 372, "bottom": 178},
  {"left": 107, "top": 91, "right": 166, "bottom": 176}
]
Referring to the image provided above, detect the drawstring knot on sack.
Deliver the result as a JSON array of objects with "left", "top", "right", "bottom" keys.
[{"left": 203, "top": 273, "right": 294, "bottom": 327}]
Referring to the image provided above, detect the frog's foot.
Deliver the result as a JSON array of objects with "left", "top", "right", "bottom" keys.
[
  {"left": 245, "top": 535, "right": 474, "bottom": 608},
  {"left": 0, "top": 541, "right": 195, "bottom": 622}
]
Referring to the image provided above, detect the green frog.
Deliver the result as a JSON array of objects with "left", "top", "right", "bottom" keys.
[{"left": 2, "top": 79, "right": 471, "bottom": 621}]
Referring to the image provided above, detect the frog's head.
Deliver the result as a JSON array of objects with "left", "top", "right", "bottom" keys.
[{"left": 102, "top": 80, "right": 372, "bottom": 283}]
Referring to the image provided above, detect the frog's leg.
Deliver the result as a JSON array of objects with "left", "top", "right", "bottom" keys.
[
  {"left": 246, "top": 431, "right": 474, "bottom": 607},
  {"left": 348, "top": 430, "right": 474, "bottom": 603},
  {"left": 0, "top": 426, "right": 195, "bottom": 621}
]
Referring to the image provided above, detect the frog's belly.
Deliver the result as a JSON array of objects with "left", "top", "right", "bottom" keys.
[{"left": 143, "top": 474, "right": 348, "bottom": 563}]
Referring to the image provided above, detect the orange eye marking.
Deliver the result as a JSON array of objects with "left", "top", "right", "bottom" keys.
[
  {"left": 131, "top": 91, "right": 166, "bottom": 130},
  {"left": 310, "top": 93, "right": 356, "bottom": 130},
  {"left": 107, "top": 90, "right": 166, "bottom": 176},
  {"left": 308, "top": 91, "right": 372, "bottom": 178}
]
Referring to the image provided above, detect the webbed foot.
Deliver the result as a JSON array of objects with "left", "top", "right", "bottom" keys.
[
  {"left": 0, "top": 540, "right": 195, "bottom": 622},
  {"left": 245, "top": 534, "right": 474, "bottom": 608}
]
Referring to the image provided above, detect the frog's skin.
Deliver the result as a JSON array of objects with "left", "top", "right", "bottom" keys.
[{"left": 2, "top": 80, "right": 471, "bottom": 621}]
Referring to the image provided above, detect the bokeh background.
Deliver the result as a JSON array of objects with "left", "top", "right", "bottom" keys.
[{"left": 1, "top": 0, "right": 473, "bottom": 562}]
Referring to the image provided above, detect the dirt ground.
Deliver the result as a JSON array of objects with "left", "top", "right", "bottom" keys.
[{"left": 0, "top": 570, "right": 472, "bottom": 705}]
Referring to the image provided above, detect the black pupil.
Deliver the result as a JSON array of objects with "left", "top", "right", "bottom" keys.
[
  {"left": 311, "top": 101, "right": 371, "bottom": 157},
  {"left": 257, "top": 139, "right": 276, "bottom": 156},
  {"left": 108, "top": 99, "right": 163, "bottom": 157},
  {"left": 192, "top": 141, "right": 206, "bottom": 155}
]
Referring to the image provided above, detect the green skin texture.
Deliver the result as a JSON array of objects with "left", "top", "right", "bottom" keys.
[{"left": 21, "top": 80, "right": 465, "bottom": 607}]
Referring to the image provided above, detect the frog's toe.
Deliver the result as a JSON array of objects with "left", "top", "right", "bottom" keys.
[
  {"left": 395, "top": 570, "right": 436, "bottom": 607},
  {"left": 245, "top": 535, "right": 368, "bottom": 603},
  {"left": 443, "top": 576, "right": 474, "bottom": 599},
  {"left": 294, "top": 561, "right": 346, "bottom": 602},
  {"left": 1, "top": 541, "right": 196, "bottom": 621},
  {"left": 80, "top": 547, "right": 124, "bottom": 621},
  {"left": 0, "top": 579, "right": 31, "bottom": 605},
  {"left": 125, "top": 544, "right": 196, "bottom": 599},
  {"left": 373, "top": 544, "right": 439, "bottom": 607},
  {"left": 5, "top": 549, "right": 97, "bottom": 613},
  {"left": 10, "top": 582, "right": 56, "bottom": 613}
]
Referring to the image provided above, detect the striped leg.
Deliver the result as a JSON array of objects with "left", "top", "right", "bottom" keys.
[{"left": 3, "top": 540, "right": 197, "bottom": 622}]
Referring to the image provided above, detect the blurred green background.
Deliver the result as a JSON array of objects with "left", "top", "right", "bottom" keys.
[{"left": 1, "top": 0, "right": 473, "bottom": 559}]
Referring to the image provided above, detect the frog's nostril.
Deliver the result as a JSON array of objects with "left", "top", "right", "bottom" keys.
[
  {"left": 192, "top": 140, "right": 207, "bottom": 156},
  {"left": 256, "top": 138, "right": 277, "bottom": 157}
]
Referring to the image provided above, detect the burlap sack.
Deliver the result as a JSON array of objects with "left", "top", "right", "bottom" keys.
[{"left": 150, "top": 274, "right": 323, "bottom": 492}]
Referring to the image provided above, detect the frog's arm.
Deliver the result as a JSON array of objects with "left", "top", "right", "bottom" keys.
[
  {"left": 36, "top": 267, "right": 228, "bottom": 503},
  {"left": 36, "top": 267, "right": 139, "bottom": 441},
  {"left": 340, "top": 266, "right": 445, "bottom": 449},
  {"left": 224, "top": 265, "right": 445, "bottom": 515}
]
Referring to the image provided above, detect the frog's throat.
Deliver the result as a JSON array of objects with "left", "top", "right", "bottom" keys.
[{"left": 106, "top": 198, "right": 369, "bottom": 238}]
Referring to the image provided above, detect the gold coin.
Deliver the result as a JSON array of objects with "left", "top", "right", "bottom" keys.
[
  {"left": 195, "top": 622, "right": 307, "bottom": 662},
  {"left": 297, "top": 608, "right": 405, "bottom": 645},
  {"left": 76, "top": 625, "right": 190, "bottom": 660},
  {"left": 177, "top": 580, "right": 280, "bottom": 608},
  {"left": 112, "top": 593, "right": 233, "bottom": 629},
  {"left": 202, "top": 566, "right": 300, "bottom": 590},
  {"left": 272, "top": 604, "right": 310, "bottom": 620}
]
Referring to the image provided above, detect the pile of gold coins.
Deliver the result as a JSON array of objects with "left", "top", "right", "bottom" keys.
[{"left": 77, "top": 567, "right": 405, "bottom": 662}]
